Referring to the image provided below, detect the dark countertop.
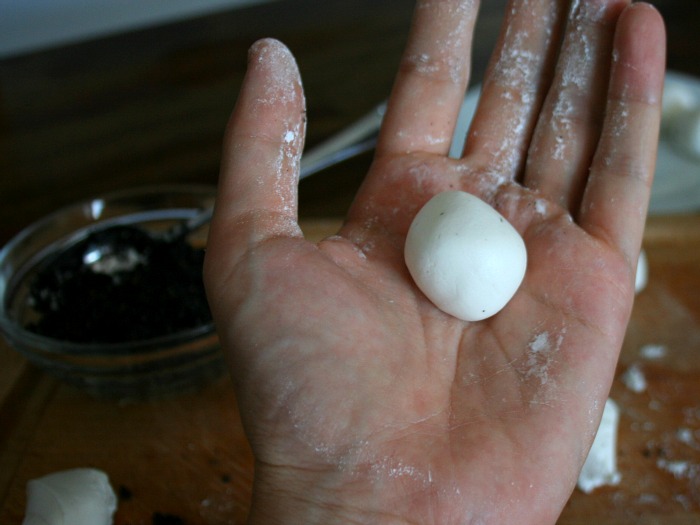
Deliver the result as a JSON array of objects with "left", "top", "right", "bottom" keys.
[{"left": 0, "top": 0, "right": 695, "bottom": 242}]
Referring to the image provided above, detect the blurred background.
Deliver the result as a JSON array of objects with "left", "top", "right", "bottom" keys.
[
  {"left": 0, "top": 0, "right": 697, "bottom": 243},
  {"left": 0, "top": 3, "right": 699, "bottom": 523}
]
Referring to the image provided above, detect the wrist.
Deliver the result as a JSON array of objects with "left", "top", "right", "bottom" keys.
[{"left": 245, "top": 461, "right": 411, "bottom": 525}]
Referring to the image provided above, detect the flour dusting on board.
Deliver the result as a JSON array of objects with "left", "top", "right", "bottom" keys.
[
  {"left": 621, "top": 363, "right": 647, "bottom": 393},
  {"left": 640, "top": 344, "right": 667, "bottom": 360}
]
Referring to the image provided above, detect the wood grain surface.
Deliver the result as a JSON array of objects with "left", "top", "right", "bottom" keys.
[{"left": 0, "top": 215, "right": 699, "bottom": 524}]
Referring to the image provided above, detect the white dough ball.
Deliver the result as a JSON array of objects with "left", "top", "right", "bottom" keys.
[
  {"left": 404, "top": 191, "right": 527, "bottom": 321},
  {"left": 22, "top": 468, "right": 117, "bottom": 525}
]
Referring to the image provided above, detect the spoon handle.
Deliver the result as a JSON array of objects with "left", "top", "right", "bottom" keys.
[
  {"left": 299, "top": 102, "right": 385, "bottom": 179},
  {"left": 165, "top": 207, "right": 214, "bottom": 242},
  {"left": 170, "top": 101, "right": 387, "bottom": 241}
]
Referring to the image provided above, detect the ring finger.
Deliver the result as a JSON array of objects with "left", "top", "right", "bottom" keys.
[{"left": 523, "top": 0, "right": 629, "bottom": 210}]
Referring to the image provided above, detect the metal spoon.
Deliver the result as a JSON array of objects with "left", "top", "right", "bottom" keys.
[{"left": 81, "top": 103, "right": 386, "bottom": 273}]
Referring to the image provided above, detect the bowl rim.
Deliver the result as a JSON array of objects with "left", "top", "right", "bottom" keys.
[{"left": 0, "top": 183, "right": 217, "bottom": 356}]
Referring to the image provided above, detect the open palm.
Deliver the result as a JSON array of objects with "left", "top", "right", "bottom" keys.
[{"left": 204, "top": 1, "right": 665, "bottom": 524}]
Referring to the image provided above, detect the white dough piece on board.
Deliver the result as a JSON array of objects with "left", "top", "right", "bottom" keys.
[
  {"left": 577, "top": 398, "right": 622, "bottom": 493},
  {"left": 404, "top": 191, "right": 527, "bottom": 322},
  {"left": 635, "top": 249, "right": 648, "bottom": 294},
  {"left": 22, "top": 468, "right": 117, "bottom": 525}
]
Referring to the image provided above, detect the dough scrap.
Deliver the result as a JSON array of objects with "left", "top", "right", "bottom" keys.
[
  {"left": 22, "top": 468, "right": 117, "bottom": 525},
  {"left": 404, "top": 191, "right": 527, "bottom": 321}
]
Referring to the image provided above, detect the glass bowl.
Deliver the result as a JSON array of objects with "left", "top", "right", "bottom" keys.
[{"left": 0, "top": 185, "right": 223, "bottom": 399}]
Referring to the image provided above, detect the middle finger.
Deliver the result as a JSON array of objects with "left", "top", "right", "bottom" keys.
[
  {"left": 461, "top": 0, "right": 567, "bottom": 180},
  {"left": 377, "top": 0, "right": 479, "bottom": 158}
]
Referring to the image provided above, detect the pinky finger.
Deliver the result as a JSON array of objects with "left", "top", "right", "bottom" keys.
[{"left": 578, "top": 3, "right": 666, "bottom": 262}]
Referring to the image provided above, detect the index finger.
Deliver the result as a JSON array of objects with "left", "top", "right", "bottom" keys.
[
  {"left": 205, "top": 39, "right": 306, "bottom": 282},
  {"left": 376, "top": 0, "right": 479, "bottom": 157}
]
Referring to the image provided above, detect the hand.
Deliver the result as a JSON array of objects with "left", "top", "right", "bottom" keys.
[{"left": 204, "top": 1, "right": 666, "bottom": 523}]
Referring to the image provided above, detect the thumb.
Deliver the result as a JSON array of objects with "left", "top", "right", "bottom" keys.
[{"left": 207, "top": 38, "right": 306, "bottom": 277}]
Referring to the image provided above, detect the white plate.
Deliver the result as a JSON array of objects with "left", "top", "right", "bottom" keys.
[
  {"left": 652, "top": 71, "right": 700, "bottom": 214},
  {"left": 450, "top": 71, "right": 700, "bottom": 215}
]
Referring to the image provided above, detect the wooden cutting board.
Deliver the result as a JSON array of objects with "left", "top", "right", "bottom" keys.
[{"left": 1, "top": 215, "right": 700, "bottom": 524}]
